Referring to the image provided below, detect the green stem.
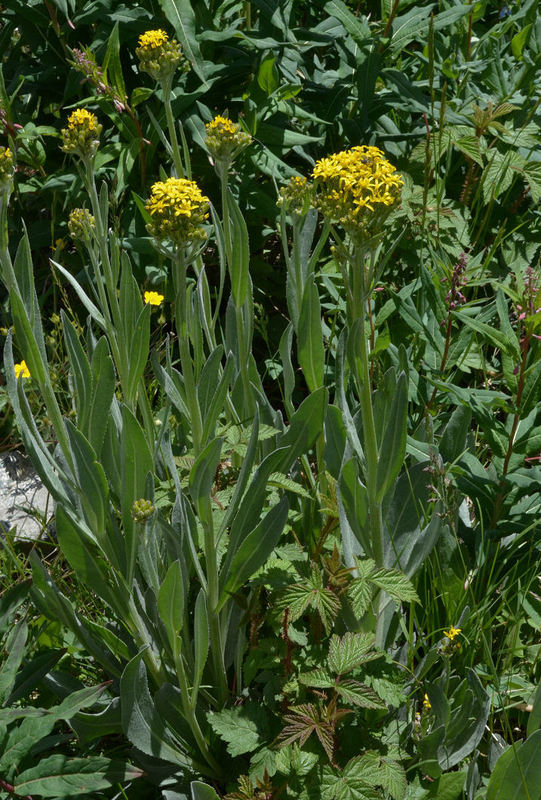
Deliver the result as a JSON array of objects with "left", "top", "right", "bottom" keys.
[
  {"left": 163, "top": 85, "right": 184, "bottom": 179},
  {"left": 173, "top": 641, "right": 223, "bottom": 776},
  {"left": 350, "top": 246, "right": 384, "bottom": 566},
  {"left": 173, "top": 249, "right": 203, "bottom": 454}
]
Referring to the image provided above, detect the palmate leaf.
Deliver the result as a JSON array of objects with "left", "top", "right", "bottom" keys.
[
  {"left": 328, "top": 633, "right": 378, "bottom": 675},
  {"left": 336, "top": 680, "right": 385, "bottom": 709},
  {"left": 347, "top": 561, "right": 419, "bottom": 618},
  {"left": 322, "top": 754, "right": 407, "bottom": 800},
  {"left": 279, "top": 704, "right": 334, "bottom": 762},
  {"left": 281, "top": 568, "right": 340, "bottom": 633}
]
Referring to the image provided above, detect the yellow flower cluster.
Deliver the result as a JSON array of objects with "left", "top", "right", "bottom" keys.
[
  {"left": 61, "top": 109, "right": 102, "bottom": 158},
  {"left": 145, "top": 177, "right": 209, "bottom": 245},
  {"left": 136, "top": 29, "right": 187, "bottom": 84},
  {"left": 144, "top": 290, "right": 164, "bottom": 306},
  {"left": 0, "top": 146, "right": 14, "bottom": 187},
  {"left": 68, "top": 208, "right": 95, "bottom": 241},
  {"left": 138, "top": 29, "right": 169, "bottom": 51},
  {"left": 14, "top": 360, "right": 30, "bottom": 379},
  {"left": 205, "top": 115, "right": 251, "bottom": 165},
  {"left": 312, "top": 145, "right": 403, "bottom": 236},
  {"left": 443, "top": 626, "right": 461, "bottom": 640}
]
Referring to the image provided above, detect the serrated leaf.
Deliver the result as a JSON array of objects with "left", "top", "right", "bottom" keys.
[
  {"left": 347, "top": 578, "right": 373, "bottom": 618},
  {"left": 268, "top": 472, "right": 312, "bottom": 499},
  {"left": 328, "top": 633, "right": 378, "bottom": 675},
  {"left": 14, "top": 755, "right": 141, "bottom": 797},
  {"left": 207, "top": 706, "right": 263, "bottom": 757},
  {"left": 336, "top": 680, "right": 386, "bottom": 709},
  {"left": 279, "top": 704, "right": 335, "bottom": 762},
  {"left": 299, "top": 669, "right": 335, "bottom": 689},
  {"left": 281, "top": 569, "right": 340, "bottom": 633},
  {"left": 369, "top": 569, "right": 419, "bottom": 604}
]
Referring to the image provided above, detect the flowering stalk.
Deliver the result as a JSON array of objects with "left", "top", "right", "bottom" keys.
[
  {"left": 312, "top": 145, "right": 403, "bottom": 567},
  {"left": 136, "top": 29, "right": 189, "bottom": 179},
  {"left": 206, "top": 116, "right": 253, "bottom": 418}
]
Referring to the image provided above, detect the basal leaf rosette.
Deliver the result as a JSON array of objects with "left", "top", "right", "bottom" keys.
[
  {"left": 145, "top": 177, "right": 209, "bottom": 248},
  {"left": 312, "top": 145, "right": 403, "bottom": 239},
  {"left": 61, "top": 109, "right": 102, "bottom": 160},
  {"left": 136, "top": 29, "right": 188, "bottom": 84}
]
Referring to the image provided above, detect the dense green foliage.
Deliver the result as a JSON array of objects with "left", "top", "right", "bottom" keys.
[{"left": 1, "top": 0, "right": 540, "bottom": 799}]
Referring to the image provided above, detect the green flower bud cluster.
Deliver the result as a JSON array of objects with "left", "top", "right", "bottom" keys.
[
  {"left": 68, "top": 208, "right": 96, "bottom": 241},
  {"left": 131, "top": 498, "right": 156, "bottom": 523},
  {"left": 277, "top": 176, "right": 312, "bottom": 218}
]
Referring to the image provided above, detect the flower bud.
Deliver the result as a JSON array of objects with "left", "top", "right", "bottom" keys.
[
  {"left": 68, "top": 207, "right": 96, "bottom": 241},
  {"left": 131, "top": 498, "right": 155, "bottom": 522}
]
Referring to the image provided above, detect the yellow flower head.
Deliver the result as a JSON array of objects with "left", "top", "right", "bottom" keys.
[
  {"left": 144, "top": 290, "right": 164, "bottom": 306},
  {"left": 138, "top": 29, "right": 169, "bottom": 50},
  {"left": 145, "top": 177, "right": 209, "bottom": 246},
  {"left": 312, "top": 145, "right": 403, "bottom": 237},
  {"left": 61, "top": 109, "right": 102, "bottom": 158},
  {"left": 0, "top": 146, "right": 14, "bottom": 187},
  {"left": 136, "top": 29, "right": 187, "bottom": 83},
  {"left": 205, "top": 115, "right": 251, "bottom": 167},
  {"left": 423, "top": 693, "right": 431, "bottom": 710},
  {"left": 68, "top": 208, "right": 95, "bottom": 241},
  {"left": 14, "top": 360, "right": 30, "bottom": 379},
  {"left": 443, "top": 626, "right": 461, "bottom": 641}
]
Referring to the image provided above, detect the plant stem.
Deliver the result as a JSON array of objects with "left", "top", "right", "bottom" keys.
[
  {"left": 163, "top": 85, "right": 184, "bottom": 179},
  {"left": 351, "top": 246, "right": 384, "bottom": 566},
  {"left": 173, "top": 250, "right": 203, "bottom": 454}
]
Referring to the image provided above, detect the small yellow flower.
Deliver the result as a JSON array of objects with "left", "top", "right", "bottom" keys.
[
  {"left": 145, "top": 177, "right": 209, "bottom": 246},
  {"left": 61, "top": 109, "right": 102, "bottom": 158},
  {"left": 14, "top": 360, "right": 30, "bottom": 379},
  {"left": 136, "top": 29, "right": 187, "bottom": 84},
  {"left": 144, "top": 290, "right": 164, "bottom": 306},
  {"left": 138, "top": 29, "right": 169, "bottom": 50},
  {"left": 423, "top": 693, "right": 431, "bottom": 710},
  {"left": 205, "top": 115, "right": 251, "bottom": 167},
  {"left": 443, "top": 626, "right": 461, "bottom": 641},
  {"left": 0, "top": 145, "right": 14, "bottom": 188}
]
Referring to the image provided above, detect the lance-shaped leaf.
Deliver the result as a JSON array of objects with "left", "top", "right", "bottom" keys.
[
  {"left": 158, "top": 560, "right": 185, "bottom": 648},
  {"left": 298, "top": 274, "right": 325, "bottom": 392},
  {"left": 219, "top": 497, "right": 289, "bottom": 609},
  {"left": 14, "top": 755, "right": 142, "bottom": 798},
  {"left": 375, "top": 370, "right": 408, "bottom": 502}
]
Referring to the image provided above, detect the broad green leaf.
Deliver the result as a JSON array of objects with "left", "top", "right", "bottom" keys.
[
  {"left": 0, "top": 622, "right": 27, "bottom": 704},
  {"left": 192, "top": 590, "right": 209, "bottom": 702},
  {"left": 298, "top": 275, "right": 325, "bottom": 392},
  {"left": 227, "top": 191, "right": 250, "bottom": 307},
  {"left": 158, "top": 561, "right": 185, "bottom": 647},
  {"left": 220, "top": 497, "right": 289, "bottom": 608},
  {"left": 375, "top": 371, "right": 408, "bottom": 502},
  {"left": 14, "top": 755, "right": 141, "bottom": 797},
  {"left": 299, "top": 669, "right": 335, "bottom": 689},
  {"left": 88, "top": 337, "right": 115, "bottom": 456},
  {"left": 191, "top": 782, "right": 221, "bottom": 800},
  {"left": 120, "top": 652, "right": 191, "bottom": 767},
  {"left": 65, "top": 421, "right": 109, "bottom": 537},
  {"left": 276, "top": 387, "right": 328, "bottom": 473},
  {"left": 324, "top": 0, "right": 370, "bottom": 44},
  {"left": 257, "top": 54, "right": 279, "bottom": 94},
  {"left": 487, "top": 730, "right": 541, "bottom": 800},
  {"left": 188, "top": 437, "right": 223, "bottom": 523},
  {"left": 207, "top": 706, "right": 263, "bottom": 757},
  {"left": 102, "top": 21, "right": 126, "bottom": 98}
]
